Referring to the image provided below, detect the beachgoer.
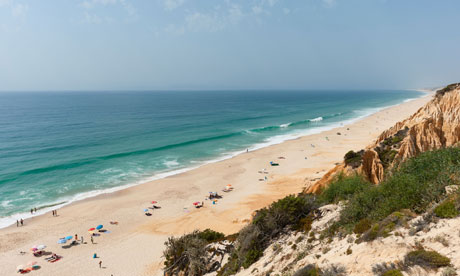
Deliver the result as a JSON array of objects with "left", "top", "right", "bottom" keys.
[
  {"left": 99, "top": 260, "right": 102, "bottom": 268},
  {"left": 93, "top": 253, "right": 97, "bottom": 258},
  {"left": 34, "top": 207, "right": 37, "bottom": 213},
  {"left": 30, "top": 209, "right": 33, "bottom": 214},
  {"left": 201, "top": 201, "right": 204, "bottom": 207},
  {"left": 75, "top": 234, "right": 78, "bottom": 241},
  {"left": 246, "top": 148, "right": 248, "bottom": 153},
  {"left": 81, "top": 236, "right": 84, "bottom": 243},
  {"left": 91, "top": 236, "right": 94, "bottom": 244},
  {"left": 55, "top": 210, "right": 57, "bottom": 216},
  {"left": 16, "top": 220, "right": 19, "bottom": 227},
  {"left": 20, "top": 219, "right": 23, "bottom": 226}
]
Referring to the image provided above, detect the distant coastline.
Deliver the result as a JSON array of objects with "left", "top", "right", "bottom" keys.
[{"left": 0, "top": 90, "right": 426, "bottom": 229}]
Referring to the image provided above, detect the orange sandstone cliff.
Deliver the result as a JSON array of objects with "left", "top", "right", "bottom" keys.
[{"left": 307, "top": 83, "right": 460, "bottom": 193}]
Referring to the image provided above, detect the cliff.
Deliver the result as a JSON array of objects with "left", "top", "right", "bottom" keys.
[{"left": 307, "top": 84, "right": 460, "bottom": 193}]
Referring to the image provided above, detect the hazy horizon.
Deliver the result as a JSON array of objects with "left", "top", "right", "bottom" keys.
[{"left": 1, "top": 0, "right": 460, "bottom": 91}]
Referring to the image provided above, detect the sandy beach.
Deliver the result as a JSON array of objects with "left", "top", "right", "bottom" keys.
[{"left": 0, "top": 93, "right": 432, "bottom": 276}]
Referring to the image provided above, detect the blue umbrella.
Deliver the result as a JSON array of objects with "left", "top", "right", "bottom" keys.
[
  {"left": 57, "top": 239, "right": 66, "bottom": 244},
  {"left": 143, "top": 209, "right": 148, "bottom": 212},
  {"left": 96, "top": 225, "right": 103, "bottom": 230},
  {"left": 65, "top": 235, "right": 73, "bottom": 240}
]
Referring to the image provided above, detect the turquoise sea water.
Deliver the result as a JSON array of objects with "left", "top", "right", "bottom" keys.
[{"left": 0, "top": 90, "right": 423, "bottom": 227}]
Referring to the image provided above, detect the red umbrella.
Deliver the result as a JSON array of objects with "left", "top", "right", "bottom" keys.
[
  {"left": 193, "top": 202, "right": 200, "bottom": 206},
  {"left": 151, "top": 201, "right": 157, "bottom": 204},
  {"left": 88, "top": 228, "right": 95, "bottom": 231}
]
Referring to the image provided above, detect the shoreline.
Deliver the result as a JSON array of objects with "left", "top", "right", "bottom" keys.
[
  {"left": 0, "top": 90, "right": 428, "bottom": 229},
  {"left": 0, "top": 92, "right": 433, "bottom": 276}
]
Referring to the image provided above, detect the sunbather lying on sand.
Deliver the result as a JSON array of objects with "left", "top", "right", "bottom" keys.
[
  {"left": 110, "top": 221, "right": 118, "bottom": 225},
  {"left": 46, "top": 253, "right": 62, "bottom": 262}
]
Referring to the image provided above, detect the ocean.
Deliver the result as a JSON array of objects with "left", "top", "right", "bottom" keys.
[{"left": 0, "top": 90, "right": 423, "bottom": 228}]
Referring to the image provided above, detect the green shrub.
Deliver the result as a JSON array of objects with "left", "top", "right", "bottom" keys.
[
  {"left": 404, "top": 249, "right": 451, "bottom": 268},
  {"left": 319, "top": 174, "right": 371, "bottom": 204},
  {"left": 163, "top": 230, "right": 209, "bottom": 275},
  {"left": 381, "top": 269, "right": 403, "bottom": 276},
  {"left": 335, "top": 147, "right": 460, "bottom": 231},
  {"left": 344, "top": 151, "right": 363, "bottom": 167},
  {"left": 198, "top": 229, "right": 225, "bottom": 243},
  {"left": 359, "top": 210, "right": 415, "bottom": 242},
  {"left": 353, "top": 218, "right": 371, "bottom": 234},
  {"left": 434, "top": 200, "right": 459, "bottom": 218},
  {"left": 293, "top": 264, "right": 320, "bottom": 276},
  {"left": 218, "top": 194, "right": 319, "bottom": 275}
]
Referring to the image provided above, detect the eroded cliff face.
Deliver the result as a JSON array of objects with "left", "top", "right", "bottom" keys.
[{"left": 306, "top": 84, "right": 460, "bottom": 193}]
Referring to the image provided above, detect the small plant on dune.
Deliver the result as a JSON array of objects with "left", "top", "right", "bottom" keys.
[
  {"left": 442, "top": 267, "right": 458, "bottom": 276},
  {"left": 381, "top": 269, "right": 403, "bottom": 276},
  {"left": 404, "top": 249, "right": 451, "bottom": 269},
  {"left": 372, "top": 262, "right": 404, "bottom": 276},
  {"left": 293, "top": 264, "right": 320, "bottom": 276},
  {"left": 434, "top": 200, "right": 459, "bottom": 218},
  {"left": 344, "top": 150, "right": 363, "bottom": 168},
  {"left": 321, "top": 264, "right": 347, "bottom": 276}
]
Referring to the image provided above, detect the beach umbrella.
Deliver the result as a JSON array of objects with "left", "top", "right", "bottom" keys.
[
  {"left": 193, "top": 202, "right": 200, "bottom": 206},
  {"left": 151, "top": 201, "right": 157, "bottom": 204},
  {"left": 57, "top": 239, "right": 66, "bottom": 244},
  {"left": 65, "top": 235, "right": 73, "bottom": 240},
  {"left": 27, "top": 261, "right": 37, "bottom": 267},
  {"left": 36, "top": 245, "right": 46, "bottom": 250},
  {"left": 143, "top": 209, "right": 148, "bottom": 212},
  {"left": 88, "top": 227, "right": 95, "bottom": 231},
  {"left": 96, "top": 225, "right": 103, "bottom": 230},
  {"left": 16, "top": 265, "right": 25, "bottom": 271}
]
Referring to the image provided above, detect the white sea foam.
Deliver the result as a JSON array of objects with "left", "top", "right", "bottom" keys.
[
  {"left": 0, "top": 92, "right": 426, "bottom": 229},
  {"left": 310, "top": 116, "right": 323, "bottom": 122},
  {"left": 164, "top": 160, "right": 180, "bottom": 168},
  {"left": 280, "top": 123, "right": 290, "bottom": 128}
]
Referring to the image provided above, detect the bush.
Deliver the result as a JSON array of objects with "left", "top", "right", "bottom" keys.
[
  {"left": 334, "top": 148, "right": 460, "bottom": 231},
  {"left": 163, "top": 229, "right": 226, "bottom": 275},
  {"left": 404, "top": 249, "right": 451, "bottom": 268},
  {"left": 381, "top": 269, "right": 403, "bottom": 276},
  {"left": 353, "top": 218, "right": 371, "bottom": 234},
  {"left": 442, "top": 267, "right": 457, "bottom": 276},
  {"left": 372, "top": 262, "right": 403, "bottom": 276},
  {"left": 319, "top": 174, "right": 371, "bottom": 204},
  {"left": 293, "top": 264, "right": 320, "bottom": 276},
  {"left": 218, "top": 194, "right": 319, "bottom": 275},
  {"left": 163, "top": 230, "right": 209, "bottom": 275},
  {"left": 321, "top": 264, "right": 347, "bottom": 276},
  {"left": 344, "top": 151, "right": 363, "bottom": 167},
  {"left": 198, "top": 229, "right": 225, "bottom": 243},
  {"left": 359, "top": 210, "right": 415, "bottom": 242},
  {"left": 434, "top": 200, "right": 459, "bottom": 218}
]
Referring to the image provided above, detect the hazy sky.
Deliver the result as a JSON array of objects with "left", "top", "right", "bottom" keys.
[{"left": 1, "top": 0, "right": 460, "bottom": 91}]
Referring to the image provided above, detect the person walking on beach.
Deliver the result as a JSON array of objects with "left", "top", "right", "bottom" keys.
[
  {"left": 16, "top": 220, "right": 19, "bottom": 227},
  {"left": 30, "top": 209, "right": 33, "bottom": 214},
  {"left": 99, "top": 260, "right": 102, "bottom": 268},
  {"left": 75, "top": 234, "right": 78, "bottom": 241},
  {"left": 91, "top": 236, "right": 94, "bottom": 244},
  {"left": 20, "top": 218, "right": 24, "bottom": 226},
  {"left": 81, "top": 236, "right": 84, "bottom": 243},
  {"left": 34, "top": 207, "right": 37, "bottom": 213},
  {"left": 52, "top": 210, "right": 55, "bottom": 216}
]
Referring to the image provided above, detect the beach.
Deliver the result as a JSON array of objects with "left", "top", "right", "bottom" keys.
[{"left": 0, "top": 93, "right": 432, "bottom": 276}]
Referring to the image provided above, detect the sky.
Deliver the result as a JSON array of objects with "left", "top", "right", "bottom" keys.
[{"left": 1, "top": 0, "right": 460, "bottom": 91}]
